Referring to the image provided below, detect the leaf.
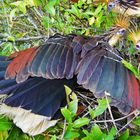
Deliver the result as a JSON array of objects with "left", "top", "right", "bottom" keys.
[
  {"left": 48, "top": 0, "right": 60, "bottom": 6},
  {"left": 128, "top": 136, "right": 140, "bottom": 140},
  {"left": 50, "top": 135, "right": 56, "bottom": 140},
  {"left": 68, "top": 5, "right": 81, "bottom": 18},
  {"left": 11, "top": 1, "right": 27, "bottom": 14},
  {"left": 68, "top": 92, "right": 78, "bottom": 117},
  {"left": 45, "top": 5, "right": 56, "bottom": 16},
  {"left": 64, "top": 131, "right": 80, "bottom": 140},
  {"left": 73, "top": 118, "right": 90, "bottom": 128},
  {"left": 93, "top": 5, "right": 103, "bottom": 16},
  {"left": 61, "top": 108, "right": 72, "bottom": 123},
  {"left": 33, "top": 0, "right": 44, "bottom": 6},
  {"left": 7, "top": 36, "right": 15, "bottom": 42},
  {"left": 0, "top": 131, "right": 9, "bottom": 140},
  {"left": 9, "top": 8, "right": 17, "bottom": 22},
  {"left": 24, "top": 0, "right": 35, "bottom": 6},
  {"left": 91, "top": 124, "right": 103, "bottom": 138},
  {"left": 89, "top": 16, "right": 95, "bottom": 25},
  {"left": 117, "top": 129, "right": 129, "bottom": 140},
  {"left": 89, "top": 99, "right": 110, "bottom": 119},
  {"left": 34, "top": 135, "right": 46, "bottom": 140},
  {"left": 132, "top": 116, "right": 140, "bottom": 126},
  {"left": 122, "top": 60, "right": 139, "bottom": 79},
  {"left": 82, "top": 124, "right": 103, "bottom": 140},
  {"left": 0, "top": 117, "right": 13, "bottom": 131},
  {"left": 68, "top": 100, "right": 78, "bottom": 117},
  {"left": 64, "top": 125, "right": 80, "bottom": 140},
  {"left": 105, "top": 127, "right": 117, "bottom": 140},
  {"left": 42, "top": 16, "right": 50, "bottom": 29},
  {"left": 64, "top": 85, "right": 72, "bottom": 104}
]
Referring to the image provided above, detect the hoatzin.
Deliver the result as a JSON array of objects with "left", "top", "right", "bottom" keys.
[
  {"left": 0, "top": 16, "right": 139, "bottom": 136},
  {"left": 108, "top": 0, "right": 140, "bottom": 16}
]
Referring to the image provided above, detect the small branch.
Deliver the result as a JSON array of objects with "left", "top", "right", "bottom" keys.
[
  {"left": 90, "top": 110, "right": 138, "bottom": 123},
  {"left": 117, "top": 110, "right": 139, "bottom": 135},
  {"left": 0, "top": 36, "right": 47, "bottom": 42},
  {"left": 105, "top": 92, "right": 118, "bottom": 131}
]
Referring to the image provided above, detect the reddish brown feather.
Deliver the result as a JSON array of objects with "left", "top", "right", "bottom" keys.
[
  {"left": 5, "top": 47, "right": 39, "bottom": 79},
  {"left": 127, "top": 73, "right": 140, "bottom": 111}
]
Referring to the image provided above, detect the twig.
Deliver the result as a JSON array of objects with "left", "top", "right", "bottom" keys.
[
  {"left": 90, "top": 110, "right": 138, "bottom": 123},
  {"left": 33, "top": 7, "right": 43, "bottom": 18},
  {"left": 117, "top": 110, "right": 140, "bottom": 135},
  {"left": 0, "top": 36, "right": 47, "bottom": 42},
  {"left": 105, "top": 91, "right": 118, "bottom": 131}
]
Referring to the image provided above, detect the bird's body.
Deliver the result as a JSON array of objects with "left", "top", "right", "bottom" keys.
[{"left": 0, "top": 33, "right": 140, "bottom": 135}]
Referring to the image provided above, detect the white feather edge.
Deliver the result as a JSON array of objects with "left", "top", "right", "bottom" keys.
[
  {"left": 115, "top": 5, "right": 140, "bottom": 16},
  {"left": 0, "top": 104, "right": 58, "bottom": 136}
]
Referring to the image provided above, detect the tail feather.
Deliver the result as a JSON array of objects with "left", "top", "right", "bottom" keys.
[
  {"left": 0, "top": 79, "right": 16, "bottom": 90},
  {"left": 0, "top": 76, "right": 77, "bottom": 135},
  {"left": 127, "top": 72, "right": 140, "bottom": 111},
  {"left": 0, "top": 71, "right": 5, "bottom": 80}
]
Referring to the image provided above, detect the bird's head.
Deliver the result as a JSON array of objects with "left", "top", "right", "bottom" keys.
[
  {"left": 107, "top": 15, "right": 129, "bottom": 46},
  {"left": 107, "top": 0, "right": 119, "bottom": 11},
  {"left": 128, "top": 29, "right": 140, "bottom": 51}
]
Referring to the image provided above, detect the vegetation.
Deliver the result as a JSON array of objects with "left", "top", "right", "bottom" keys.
[{"left": 0, "top": 0, "right": 140, "bottom": 139}]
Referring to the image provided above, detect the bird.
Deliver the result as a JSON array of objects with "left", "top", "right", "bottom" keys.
[
  {"left": 108, "top": 0, "right": 140, "bottom": 16},
  {"left": 0, "top": 16, "right": 139, "bottom": 136}
]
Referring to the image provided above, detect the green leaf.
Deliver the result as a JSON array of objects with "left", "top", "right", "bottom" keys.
[
  {"left": 50, "top": 135, "right": 56, "bottom": 140},
  {"left": 64, "top": 131, "right": 80, "bottom": 140},
  {"left": 89, "top": 16, "right": 95, "bottom": 25},
  {"left": 73, "top": 118, "right": 90, "bottom": 128},
  {"left": 68, "top": 92, "right": 78, "bottom": 117},
  {"left": 64, "top": 125, "right": 80, "bottom": 140},
  {"left": 34, "top": 135, "right": 46, "bottom": 140},
  {"left": 48, "top": 0, "right": 60, "bottom": 6},
  {"left": 68, "top": 5, "right": 81, "bottom": 18},
  {"left": 9, "top": 8, "right": 17, "bottom": 22},
  {"left": 128, "top": 136, "right": 140, "bottom": 140},
  {"left": 42, "top": 16, "right": 50, "bottom": 29},
  {"left": 68, "top": 100, "right": 78, "bottom": 117},
  {"left": 7, "top": 36, "right": 15, "bottom": 42},
  {"left": 122, "top": 60, "right": 139, "bottom": 79},
  {"left": 117, "top": 129, "right": 129, "bottom": 140},
  {"left": 132, "top": 116, "right": 140, "bottom": 126},
  {"left": 0, "top": 117, "right": 13, "bottom": 131},
  {"left": 64, "top": 85, "right": 72, "bottom": 104},
  {"left": 89, "top": 99, "right": 110, "bottom": 119},
  {"left": 83, "top": 124, "right": 103, "bottom": 140},
  {"left": 33, "top": 0, "right": 45, "bottom": 6},
  {"left": 105, "top": 127, "right": 117, "bottom": 140},
  {"left": 0, "top": 131, "right": 9, "bottom": 140},
  {"left": 93, "top": 5, "right": 103, "bottom": 16},
  {"left": 11, "top": 1, "right": 27, "bottom": 14},
  {"left": 61, "top": 108, "right": 72, "bottom": 123},
  {"left": 45, "top": 5, "right": 55, "bottom": 16}
]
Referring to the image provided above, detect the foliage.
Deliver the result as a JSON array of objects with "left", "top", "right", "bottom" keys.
[
  {"left": 0, "top": 86, "right": 140, "bottom": 139},
  {"left": 0, "top": 0, "right": 140, "bottom": 139}
]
